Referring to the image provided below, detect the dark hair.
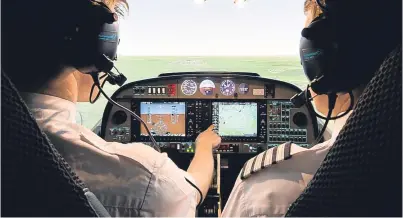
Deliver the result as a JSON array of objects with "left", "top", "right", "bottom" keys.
[{"left": 1, "top": 0, "right": 128, "bottom": 92}]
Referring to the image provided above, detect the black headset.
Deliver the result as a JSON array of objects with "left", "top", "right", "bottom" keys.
[
  {"left": 298, "top": 0, "right": 399, "bottom": 96},
  {"left": 299, "top": 0, "right": 359, "bottom": 95},
  {"left": 292, "top": 0, "right": 356, "bottom": 143},
  {"left": 295, "top": 0, "right": 400, "bottom": 144},
  {"left": 60, "top": 0, "right": 160, "bottom": 150},
  {"left": 292, "top": 0, "right": 356, "bottom": 105},
  {"left": 62, "top": 0, "right": 126, "bottom": 86}
]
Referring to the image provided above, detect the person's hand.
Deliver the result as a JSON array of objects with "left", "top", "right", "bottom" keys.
[{"left": 195, "top": 125, "right": 221, "bottom": 150}]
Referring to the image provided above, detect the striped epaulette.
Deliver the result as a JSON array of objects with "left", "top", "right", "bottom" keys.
[{"left": 240, "top": 142, "right": 292, "bottom": 180}]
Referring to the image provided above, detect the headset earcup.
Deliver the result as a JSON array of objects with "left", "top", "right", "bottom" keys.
[
  {"left": 61, "top": 2, "right": 119, "bottom": 73},
  {"left": 299, "top": 16, "right": 339, "bottom": 94},
  {"left": 98, "top": 22, "right": 119, "bottom": 61}
]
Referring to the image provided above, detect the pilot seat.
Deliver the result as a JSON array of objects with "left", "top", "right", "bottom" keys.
[
  {"left": 1, "top": 70, "right": 110, "bottom": 217},
  {"left": 286, "top": 45, "right": 402, "bottom": 216}
]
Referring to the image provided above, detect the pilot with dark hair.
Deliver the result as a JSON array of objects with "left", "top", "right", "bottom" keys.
[
  {"left": 2, "top": 0, "right": 220, "bottom": 217},
  {"left": 222, "top": 0, "right": 401, "bottom": 217}
]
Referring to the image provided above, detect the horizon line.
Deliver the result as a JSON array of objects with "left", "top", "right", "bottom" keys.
[{"left": 117, "top": 54, "right": 299, "bottom": 57}]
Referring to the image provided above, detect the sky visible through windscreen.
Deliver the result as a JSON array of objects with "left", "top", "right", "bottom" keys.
[
  {"left": 119, "top": 0, "right": 306, "bottom": 56},
  {"left": 78, "top": 0, "right": 309, "bottom": 129}
]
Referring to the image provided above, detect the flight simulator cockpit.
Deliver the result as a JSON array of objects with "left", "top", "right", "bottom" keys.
[{"left": 98, "top": 72, "right": 319, "bottom": 216}]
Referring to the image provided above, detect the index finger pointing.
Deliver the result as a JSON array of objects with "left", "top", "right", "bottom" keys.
[{"left": 207, "top": 124, "right": 215, "bottom": 131}]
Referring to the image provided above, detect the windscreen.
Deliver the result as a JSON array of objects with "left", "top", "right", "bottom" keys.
[{"left": 77, "top": 0, "right": 308, "bottom": 129}]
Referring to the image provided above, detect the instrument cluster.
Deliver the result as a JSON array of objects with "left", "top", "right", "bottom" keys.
[
  {"left": 100, "top": 72, "right": 319, "bottom": 216},
  {"left": 101, "top": 72, "right": 319, "bottom": 154}
]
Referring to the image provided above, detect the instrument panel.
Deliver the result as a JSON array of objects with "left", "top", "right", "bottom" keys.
[
  {"left": 100, "top": 72, "right": 319, "bottom": 216},
  {"left": 101, "top": 72, "right": 318, "bottom": 154}
]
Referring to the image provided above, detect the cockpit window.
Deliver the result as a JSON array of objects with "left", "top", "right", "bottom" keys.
[{"left": 77, "top": 0, "right": 307, "bottom": 129}]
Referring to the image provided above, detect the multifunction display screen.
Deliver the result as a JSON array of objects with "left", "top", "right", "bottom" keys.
[{"left": 212, "top": 102, "right": 258, "bottom": 137}]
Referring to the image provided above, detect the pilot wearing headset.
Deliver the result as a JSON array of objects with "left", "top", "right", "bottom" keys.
[
  {"left": 221, "top": 0, "right": 401, "bottom": 217},
  {"left": 2, "top": 0, "right": 220, "bottom": 217}
]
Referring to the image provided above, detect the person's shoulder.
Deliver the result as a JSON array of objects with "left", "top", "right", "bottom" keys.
[
  {"left": 223, "top": 142, "right": 311, "bottom": 217},
  {"left": 240, "top": 141, "right": 310, "bottom": 180}
]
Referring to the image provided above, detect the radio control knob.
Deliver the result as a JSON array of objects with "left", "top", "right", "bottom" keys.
[{"left": 110, "top": 129, "right": 117, "bottom": 135}]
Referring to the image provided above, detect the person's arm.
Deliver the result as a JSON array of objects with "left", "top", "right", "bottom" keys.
[{"left": 187, "top": 125, "right": 221, "bottom": 203}]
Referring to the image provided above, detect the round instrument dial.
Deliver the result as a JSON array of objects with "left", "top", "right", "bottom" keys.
[
  {"left": 238, "top": 83, "right": 249, "bottom": 94},
  {"left": 220, "top": 79, "right": 236, "bottom": 96},
  {"left": 199, "top": 79, "right": 215, "bottom": 96},
  {"left": 181, "top": 80, "right": 197, "bottom": 96}
]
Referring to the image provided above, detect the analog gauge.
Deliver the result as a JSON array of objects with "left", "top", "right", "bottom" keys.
[
  {"left": 199, "top": 79, "right": 215, "bottom": 96},
  {"left": 181, "top": 80, "right": 197, "bottom": 96},
  {"left": 238, "top": 83, "right": 249, "bottom": 94},
  {"left": 220, "top": 79, "right": 236, "bottom": 96}
]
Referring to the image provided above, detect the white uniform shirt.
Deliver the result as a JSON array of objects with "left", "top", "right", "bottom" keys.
[
  {"left": 21, "top": 93, "right": 198, "bottom": 217},
  {"left": 221, "top": 111, "right": 353, "bottom": 217}
]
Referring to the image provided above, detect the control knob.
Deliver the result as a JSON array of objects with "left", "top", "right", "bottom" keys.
[
  {"left": 292, "top": 112, "right": 308, "bottom": 128},
  {"left": 112, "top": 110, "right": 128, "bottom": 125}
]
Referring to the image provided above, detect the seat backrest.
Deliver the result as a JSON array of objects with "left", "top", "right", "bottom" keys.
[
  {"left": 1, "top": 70, "right": 102, "bottom": 217},
  {"left": 285, "top": 45, "right": 402, "bottom": 216}
]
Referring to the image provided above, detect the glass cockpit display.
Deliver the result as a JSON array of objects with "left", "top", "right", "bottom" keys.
[
  {"left": 140, "top": 102, "right": 186, "bottom": 136},
  {"left": 212, "top": 102, "right": 258, "bottom": 137}
]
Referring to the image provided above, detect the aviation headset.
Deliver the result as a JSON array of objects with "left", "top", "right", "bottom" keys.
[
  {"left": 62, "top": 0, "right": 126, "bottom": 87},
  {"left": 293, "top": 0, "right": 399, "bottom": 141},
  {"left": 298, "top": 0, "right": 363, "bottom": 95},
  {"left": 292, "top": 0, "right": 357, "bottom": 142},
  {"left": 300, "top": 0, "right": 402, "bottom": 97}
]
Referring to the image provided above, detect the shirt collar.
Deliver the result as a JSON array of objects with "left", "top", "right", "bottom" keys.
[{"left": 20, "top": 92, "right": 77, "bottom": 123}]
